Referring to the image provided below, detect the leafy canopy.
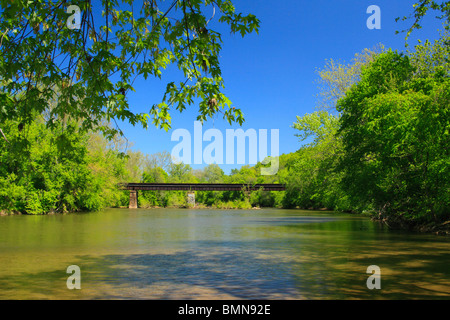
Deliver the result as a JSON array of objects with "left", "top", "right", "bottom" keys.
[
  {"left": 337, "top": 49, "right": 449, "bottom": 221},
  {"left": 397, "top": 0, "right": 450, "bottom": 39},
  {"left": 0, "top": 0, "right": 259, "bottom": 138}
]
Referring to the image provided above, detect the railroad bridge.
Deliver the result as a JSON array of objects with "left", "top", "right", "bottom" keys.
[{"left": 120, "top": 183, "right": 286, "bottom": 208}]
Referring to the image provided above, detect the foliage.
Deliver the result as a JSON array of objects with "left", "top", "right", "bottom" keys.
[
  {"left": 288, "top": 112, "right": 351, "bottom": 211},
  {"left": 408, "top": 30, "right": 450, "bottom": 77},
  {"left": 133, "top": 34, "right": 449, "bottom": 224},
  {"left": 396, "top": 0, "right": 450, "bottom": 39},
  {"left": 337, "top": 49, "right": 449, "bottom": 223},
  {"left": 0, "top": 115, "right": 128, "bottom": 214},
  {"left": 315, "top": 45, "right": 385, "bottom": 112},
  {"left": 1, "top": 2, "right": 448, "bottom": 232},
  {"left": 0, "top": 0, "right": 259, "bottom": 140},
  {"left": 288, "top": 34, "right": 449, "bottom": 225}
]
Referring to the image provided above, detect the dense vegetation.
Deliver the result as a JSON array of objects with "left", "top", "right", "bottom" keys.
[
  {"left": 1, "top": 34, "right": 449, "bottom": 232},
  {"left": 0, "top": 2, "right": 448, "bottom": 232},
  {"left": 287, "top": 35, "right": 449, "bottom": 229},
  {"left": 0, "top": 115, "right": 129, "bottom": 214}
]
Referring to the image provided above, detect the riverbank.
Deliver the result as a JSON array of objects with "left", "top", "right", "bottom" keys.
[
  {"left": 2, "top": 205, "right": 448, "bottom": 236},
  {"left": 0, "top": 210, "right": 21, "bottom": 216},
  {"left": 371, "top": 214, "right": 450, "bottom": 235}
]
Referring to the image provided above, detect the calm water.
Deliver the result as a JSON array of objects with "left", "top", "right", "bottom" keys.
[{"left": 0, "top": 208, "right": 449, "bottom": 299}]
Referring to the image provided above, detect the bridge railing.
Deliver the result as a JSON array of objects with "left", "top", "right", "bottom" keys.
[{"left": 118, "top": 183, "right": 286, "bottom": 191}]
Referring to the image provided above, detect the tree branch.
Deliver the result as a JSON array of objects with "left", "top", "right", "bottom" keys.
[{"left": 0, "top": 128, "right": 9, "bottom": 143}]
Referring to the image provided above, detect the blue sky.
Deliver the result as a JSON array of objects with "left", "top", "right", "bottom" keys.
[{"left": 117, "top": 0, "right": 444, "bottom": 173}]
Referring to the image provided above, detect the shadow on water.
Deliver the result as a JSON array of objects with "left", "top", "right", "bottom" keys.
[
  {"left": 1, "top": 237, "right": 449, "bottom": 300},
  {"left": 0, "top": 244, "right": 299, "bottom": 299}
]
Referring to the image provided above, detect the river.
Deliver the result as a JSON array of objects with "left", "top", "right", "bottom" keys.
[{"left": 0, "top": 208, "right": 449, "bottom": 299}]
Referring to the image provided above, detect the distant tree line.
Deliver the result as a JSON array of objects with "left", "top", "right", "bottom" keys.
[{"left": 0, "top": 2, "right": 448, "bottom": 231}]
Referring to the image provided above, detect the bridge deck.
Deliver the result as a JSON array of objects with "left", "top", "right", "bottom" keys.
[{"left": 121, "top": 183, "right": 286, "bottom": 191}]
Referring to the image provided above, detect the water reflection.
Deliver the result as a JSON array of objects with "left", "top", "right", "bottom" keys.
[{"left": 0, "top": 208, "right": 449, "bottom": 299}]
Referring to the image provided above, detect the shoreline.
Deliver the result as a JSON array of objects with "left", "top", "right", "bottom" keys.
[
  {"left": 2, "top": 207, "right": 448, "bottom": 235},
  {"left": 371, "top": 214, "right": 450, "bottom": 235}
]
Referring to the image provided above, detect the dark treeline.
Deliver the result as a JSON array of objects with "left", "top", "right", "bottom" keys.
[{"left": 1, "top": 33, "right": 449, "bottom": 232}]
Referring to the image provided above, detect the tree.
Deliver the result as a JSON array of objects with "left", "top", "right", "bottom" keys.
[
  {"left": 290, "top": 45, "right": 383, "bottom": 210},
  {"left": 0, "top": 0, "right": 259, "bottom": 141},
  {"left": 199, "top": 163, "right": 224, "bottom": 182},
  {"left": 289, "top": 111, "right": 349, "bottom": 210},
  {"left": 315, "top": 45, "right": 384, "bottom": 113},
  {"left": 408, "top": 30, "right": 450, "bottom": 77},
  {"left": 396, "top": 0, "right": 450, "bottom": 39},
  {"left": 0, "top": 114, "right": 128, "bottom": 214},
  {"left": 337, "top": 49, "right": 449, "bottom": 224},
  {"left": 145, "top": 150, "right": 172, "bottom": 173},
  {"left": 168, "top": 161, "right": 194, "bottom": 182},
  {"left": 141, "top": 165, "right": 168, "bottom": 207},
  {"left": 142, "top": 166, "right": 168, "bottom": 183}
]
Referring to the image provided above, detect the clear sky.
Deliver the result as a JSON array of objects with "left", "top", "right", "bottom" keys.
[{"left": 116, "top": 0, "right": 444, "bottom": 173}]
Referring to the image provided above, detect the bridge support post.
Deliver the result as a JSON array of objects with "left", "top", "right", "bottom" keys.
[
  {"left": 187, "top": 191, "right": 195, "bottom": 207},
  {"left": 129, "top": 190, "right": 138, "bottom": 209}
]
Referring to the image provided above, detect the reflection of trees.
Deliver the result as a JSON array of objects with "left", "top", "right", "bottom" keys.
[
  {"left": 280, "top": 221, "right": 450, "bottom": 299},
  {"left": 1, "top": 235, "right": 449, "bottom": 299}
]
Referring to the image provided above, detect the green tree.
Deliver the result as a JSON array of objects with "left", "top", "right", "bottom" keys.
[
  {"left": 193, "top": 163, "right": 224, "bottom": 206},
  {"left": 408, "top": 30, "right": 450, "bottom": 77},
  {"left": 140, "top": 166, "right": 169, "bottom": 207},
  {"left": 143, "top": 166, "right": 168, "bottom": 183},
  {"left": 315, "top": 45, "right": 385, "bottom": 112},
  {"left": 145, "top": 151, "right": 172, "bottom": 174},
  {"left": 168, "top": 161, "right": 194, "bottom": 182},
  {"left": 337, "top": 50, "right": 449, "bottom": 224},
  {"left": 0, "top": 114, "right": 127, "bottom": 214},
  {"left": 289, "top": 111, "right": 349, "bottom": 210},
  {"left": 0, "top": 0, "right": 259, "bottom": 141},
  {"left": 201, "top": 163, "right": 224, "bottom": 183},
  {"left": 396, "top": 0, "right": 450, "bottom": 39},
  {"left": 290, "top": 45, "right": 381, "bottom": 211},
  {"left": 124, "top": 149, "right": 147, "bottom": 182}
]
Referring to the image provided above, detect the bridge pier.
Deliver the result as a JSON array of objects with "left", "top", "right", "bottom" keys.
[
  {"left": 187, "top": 191, "right": 195, "bottom": 207},
  {"left": 129, "top": 190, "right": 138, "bottom": 209}
]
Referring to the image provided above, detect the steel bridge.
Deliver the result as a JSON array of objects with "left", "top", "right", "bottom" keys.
[{"left": 120, "top": 183, "right": 286, "bottom": 208}]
